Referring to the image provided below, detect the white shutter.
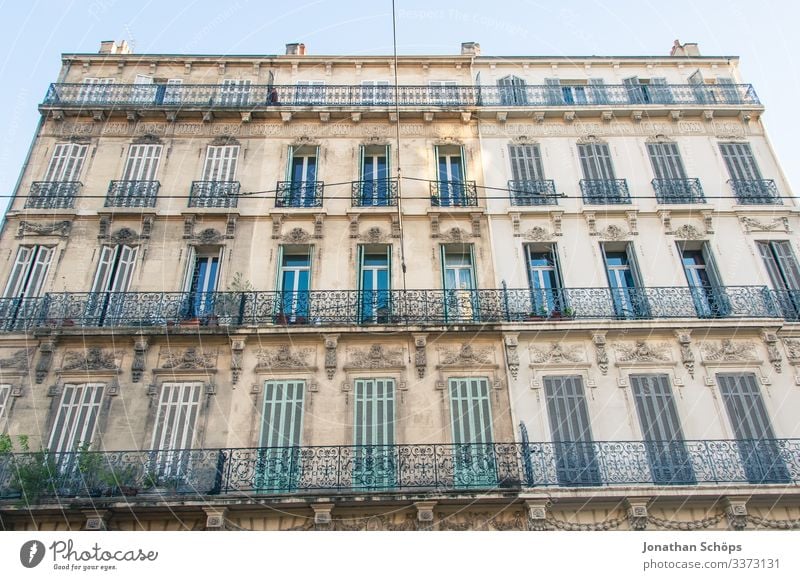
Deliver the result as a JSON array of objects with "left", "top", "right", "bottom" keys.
[
  {"left": 44, "top": 143, "right": 87, "bottom": 182},
  {"left": 48, "top": 383, "right": 105, "bottom": 453},
  {"left": 122, "top": 144, "right": 162, "bottom": 181},
  {"left": 0, "top": 383, "right": 10, "bottom": 424},
  {"left": 2, "top": 246, "right": 53, "bottom": 298},
  {"left": 509, "top": 144, "right": 544, "bottom": 181},
  {"left": 164, "top": 78, "right": 183, "bottom": 104},
  {"left": 202, "top": 145, "right": 239, "bottom": 181},
  {"left": 578, "top": 143, "right": 616, "bottom": 180},
  {"left": 23, "top": 246, "right": 54, "bottom": 298},
  {"left": 91, "top": 246, "right": 116, "bottom": 293},
  {"left": 110, "top": 245, "right": 138, "bottom": 292},
  {"left": 151, "top": 382, "right": 202, "bottom": 451},
  {"left": 647, "top": 142, "right": 687, "bottom": 180},
  {"left": 3, "top": 247, "right": 33, "bottom": 298}
]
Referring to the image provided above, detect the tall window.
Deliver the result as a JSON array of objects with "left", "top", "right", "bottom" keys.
[
  {"left": 358, "top": 245, "right": 391, "bottom": 323},
  {"left": 277, "top": 246, "right": 311, "bottom": 322},
  {"left": 720, "top": 142, "right": 777, "bottom": 204},
  {"left": 497, "top": 75, "right": 527, "bottom": 105},
  {"left": 526, "top": 244, "right": 564, "bottom": 316},
  {"left": 361, "top": 80, "right": 390, "bottom": 104},
  {"left": 716, "top": 373, "right": 789, "bottom": 483},
  {"left": 202, "top": 145, "right": 239, "bottom": 182},
  {"left": 282, "top": 145, "right": 320, "bottom": 207},
  {"left": 758, "top": 240, "right": 800, "bottom": 318},
  {"left": 677, "top": 242, "right": 727, "bottom": 317},
  {"left": 44, "top": 143, "right": 88, "bottom": 183},
  {"left": 87, "top": 244, "right": 138, "bottom": 326},
  {"left": 121, "top": 144, "right": 162, "bottom": 182},
  {"left": 630, "top": 374, "right": 694, "bottom": 484},
  {"left": 78, "top": 78, "right": 114, "bottom": 103},
  {"left": 543, "top": 375, "right": 600, "bottom": 486},
  {"left": 162, "top": 78, "right": 183, "bottom": 104},
  {"left": 623, "top": 76, "right": 670, "bottom": 104},
  {"left": 354, "top": 378, "right": 395, "bottom": 489},
  {"left": 3, "top": 246, "right": 54, "bottom": 299},
  {"left": 150, "top": 382, "right": 202, "bottom": 479},
  {"left": 601, "top": 243, "right": 647, "bottom": 319},
  {"left": 435, "top": 145, "right": 470, "bottom": 206},
  {"left": 184, "top": 250, "right": 220, "bottom": 318},
  {"left": 358, "top": 145, "right": 391, "bottom": 206},
  {"left": 256, "top": 380, "right": 305, "bottom": 491},
  {"left": 132, "top": 74, "right": 156, "bottom": 104},
  {"left": 647, "top": 141, "right": 702, "bottom": 203},
  {"left": 219, "top": 79, "right": 251, "bottom": 106},
  {"left": 647, "top": 142, "right": 687, "bottom": 181},
  {"left": 578, "top": 141, "right": 628, "bottom": 204},
  {"left": 294, "top": 80, "right": 325, "bottom": 104},
  {"left": 508, "top": 144, "right": 554, "bottom": 205},
  {"left": 448, "top": 377, "right": 495, "bottom": 487},
  {"left": 48, "top": 383, "right": 105, "bottom": 454},
  {"left": 0, "top": 384, "right": 11, "bottom": 430},
  {"left": 442, "top": 245, "right": 477, "bottom": 322}
]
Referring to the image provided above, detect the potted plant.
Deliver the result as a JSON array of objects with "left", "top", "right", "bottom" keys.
[
  {"left": 525, "top": 305, "right": 550, "bottom": 321},
  {"left": 2, "top": 434, "right": 61, "bottom": 505}
]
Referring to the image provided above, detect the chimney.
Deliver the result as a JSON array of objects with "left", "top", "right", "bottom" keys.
[
  {"left": 670, "top": 39, "right": 700, "bottom": 57},
  {"left": 99, "top": 40, "right": 132, "bottom": 55},
  {"left": 461, "top": 42, "right": 481, "bottom": 56},
  {"left": 286, "top": 43, "right": 306, "bottom": 56}
]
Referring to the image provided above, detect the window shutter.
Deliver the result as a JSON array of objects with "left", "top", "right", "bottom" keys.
[
  {"left": 48, "top": 383, "right": 105, "bottom": 453},
  {"left": 151, "top": 382, "right": 202, "bottom": 451},
  {"left": 716, "top": 76, "right": 740, "bottom": 104},
  {"left": 122, "top": 144, "right": 162, "bottom": 181},
  {"left": 448, "top": 377, "right": 493, "bottom": 445},
  {"left": 91, "top": 246, "right": 116, "bottom": 293},
  {"left": 260, "top": 380, "right": 305, "bottom": 447},
  {"left": 23, "top": 246, "right": 54, "bottom": 298},
  {"left": 544, "top": 78, "right": 562, "bottom": 105},
  {"left": 3, "top": 247, "right": 33, "bottom": 298},
  {"left": 623, "top": 76, "right": 643, "bottom": 103},
  {"left": 650, "top": 77, "right": 671, "bottom": 103},
  {"left": 773, "top": 241, "right": 800, "bottom": 290},
  {"left": 0, "top": 383, "right": 10, "bottom": 423},
  {"left": 579, "top": 143, "right": 615, "bottom": 180},
  {"left": 354, "top": 378, "right": 395, "bottom": 447},
  {"left": 509, "top": 144, "right": 543, "bottom": 181},
  {"left": 110, "top": 245, "right": 138, "bottom": 292},
  {"left": 543, "top": 375, "right": 593, "bottom": 442},
  {"left": 630, "top": 374, "right": 685, "bottom": 442},
  {"left": 44, "top": 143, "right": 87, "bottom": 182},
  {"left": 203, "top": 145, "right": 239, "bottom": 181},
  {"left": 588, "top": 78, "right": 608, "bottom": 104},
  {"left": 720, "top": 143, "right": 762, "bottom": 181},
  {"left": 717, "top": 373, "right": 776, "bottom": 440}
]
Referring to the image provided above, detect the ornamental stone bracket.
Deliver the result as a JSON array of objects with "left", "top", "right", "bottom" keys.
[
  {"left": 271, "top": 214, "right": 285, "bottom": 239},
  {"left": 529, "top": 342, "right": 591, "bottom": 388},
  {"left": 414, "top": 501, "right": 437, "bottom": 529},
  {"left": 674, "top": 329, "right": 696, "bottom": 377},
  {"left": 254, "top": 345, "right": 316, "bottom": 372},
  {"left": 523, "top": 499, "right": 549, "bottom": 531},
  {"left": 413, "top": 334, "right": 427, "bottom": 379},
  {"left": 739, "top": 215, "right": 790, "bottom": 234},
  {"left": 323, "top": 334, "right": 339, "bottom": 380},
  {"left": 591, "top": 331, "right": 609, "bottom": 376},
  {"left": 781, "top": 338, "right": 800, "bottom": 384},
  {"left": 230, "top": 337, "right": 246, "bottom": 385},
  {"left": 761, "top": 330, "right": 782, "bottom": 374},
  {"left": 723, "top": 497, "right": 749, "bottom": 531},
  {"left": 312, "top": 503, "right": 334, "bottom": 531},
  {"left": 35, "top": 336, "right": 57, "bottom": 384},
  {"left": 344, "top": 344, "right": 405, "bottom": 370},
  {"left": 204, "top": 507, "right": 233, "bottom": 531},
  {"left": 16, "top": 220, "right": 72, "bottom": 238},
  {"left": 503, "top": 334, "right": 519, "bottom": 380},
  {"left": 82, "top": 509, "right": 111, "bottom": 531},
  {"left": 625, "top": 498, "right": 650, "bottom": 531},
  {"left": 131, "top": 335, "right": 149, "bottom": 383}
]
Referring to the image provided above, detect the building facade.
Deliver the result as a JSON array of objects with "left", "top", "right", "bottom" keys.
[{"left": 0, "top": 39, "right": 798, "bottom": 531}]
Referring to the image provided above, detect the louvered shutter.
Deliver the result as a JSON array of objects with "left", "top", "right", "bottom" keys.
[
  {"left": 48, "top": 383, "right": 105, "bottom": 453},
  {"left": 122, "top": 144, "right": 162, "bottom": 181}
]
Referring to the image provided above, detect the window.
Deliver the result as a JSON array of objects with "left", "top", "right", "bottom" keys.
[
  {"left": 219, "top": 79, "right": 251, "bottom": 106},
  {"left": 630, "top": 374, "right": 694, "bottom": 484},
  {"left": 161, "top": 78, "right": 183, "bottom": 104},
  {"left": 0, "top": 384, "right": 11, "bottom": 429},
  {"left": 43, "top": 143, "right": 88, "bottom": 183},
  {"left": 543, "top": 375, "right": 600, "bottom": 486},
  {"left": 601, "top": 243, "right": 648, "bottom": 319},
  {"left": 191, "top": 145, "right": 240, "bottom": 208},
  {"left": 79, "top": 78, "right": 114, "bottom": 103},
  {"left": 48, "top": 383, "right": 105, "bottom": 454},
  {"left": 588, "top": 78, "right": 609, "bottom": 104},
  {"left": 281, "top": 145, "right": 320, "bottom": 207},
  {"left": 3, "top": 246, "right": 54, "bottom": 299},
  {"left": 202, "top": 145, "right": 239, "bottom": 182},
  {"left": 108, "top": 144, "right": 162, "bottom": 207},
  {"left": 716, "top": 373, "right": 789, "bottom": 483},
  {"left": 87, "top": 244, "right": 138, "bottom": 326},
  {"left": 578, "top": 141, "right": 628, "bottom": 204},
  {"left": 358, "top": 245, "right": 391, "bottom": 323},
  {"left": 132, "top": 74, "right": 156, "bottom": 104},
  {"left": 294, "top": 80, "right": 325, "bottom": 104},
  {"left": 448, "top": 377, "right": 495, "bottom": 486},
  {"left": 122, "top": 144, "right": 162, "bottom": 182},
  {"left": 442, "top": 245, "right": 477, "bottom": 322},
  {"left": 647, "top": 141, "right": 703, "bottom": 203},
  {"left": 429, "top": 80, "right": 458, "bottom": 105},
  {"left": 498, "top": 76, "right": 527, "bottom": 105},
  {"left": 354, "top": 378, "right": 395, "bottom": 489},
  {"left": 150, "top": 382, "right": 203, "bottom": 480},
  {"left": 719, "top": 142, "right": 778, "bottom": 204},
  {"left": 526, "top": 244, "right": 565, "bottom": 316},
  {"left": 623, "top": 76, "right": 671, "bottom": 104},
  {"left": 508, "top": 144, "right": 554, "bottom": 205},
  {"left": 757, "top": 241, "right": 800, "bottom": 318},
  {"left": 357, "top": 145, "right": 391, "bottom": 206},
  {"left": 184, "top": 250, "right": 221, "bottom": 318},
  {"left": 561, "top": 84, "right": 587, "bottom": 105},
  {"left": 361, "top": 80, "right": 391, "bottom": 104},
  {"left": 677, "top": 242, "right": 728, "bottom": 317},
  {"left": 434, "top": 145, "right": 471, "bottom": 206},
  {"left": 256, "top": 380, "right": 305, "bottom": 491},
  {"left": 277, "top": 246, "right": 311, "bottom": 322}
]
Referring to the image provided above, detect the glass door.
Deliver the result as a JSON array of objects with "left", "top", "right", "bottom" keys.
[
  {"left": 758, "top": 240, "right": 800, "bottom": 318},
  {"left": 442, "top": 246, "right": 477, "bottom": 322},
  {"left": 679, "top": 243, "right": 728, "bottom": 317},
  {"left": 360, "top": 145, "right": 389, "bottom": 205},
  {"left": 186, "top": 253, "right": 220, "bottom": 318},
  {"left": 602, "top": 244, "right": 646, "bottom": 319},
  {"left": 359, "top": 246, "right": 390, "bottom": 323},
  {"left": 289, "top": 146, "right": 318, "bottom": 207},
  {"left": 89, "top": 244, "right": 138, "bottom": 325},
  {"left": 278, "top": 248, "right": 311, "bottom": 323},
  {"left": 436, "top": 146, "right": 465, "bottom": 206},
  {"left": 449, "top": 378, "right": 496, "bottom": 487},
  {"left": 526, "top": 244, "right": 563, "bottom": 317},
  {"left": 353, "top": 378, "right": 395, "bottom": 489}
]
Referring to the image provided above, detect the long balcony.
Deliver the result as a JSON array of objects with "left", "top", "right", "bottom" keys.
[
  {"left": 1, "top": 439, "right": 796, "bottom": 501},
  {"left": 0, "top": 286, "right": 784, "bottom": 331},
  {"left": 188, "top": 180, "right": 240, "bottom": 208},
  {"left": 105, "top": 180, "right": 160, "bottom": 208},
  {"left": 580, "top": 179, "right": 631, "bottom": 205},
  {"left": 729, "top": 179, "right": 782, "bottom": 205},
  {"left": 25, "top": 181, "right": 81, "bottom": 209},
  {"left": 430, "top": 180, "right": 478, "bottom": 207},
  {"left": 351, "top": 179, "right": 398, "bottom": 207},
  {"left": 275, "top": 181, "right": 324, "bottom": 208},
  {"left": 508, "top": 179, "right": 559, "bottom": 206},
  {"left": 41, "top": 83, "right": 761, "bottom": 109},
  {"left": 652, "top": 178, "right": 705, "bottom": 204}
]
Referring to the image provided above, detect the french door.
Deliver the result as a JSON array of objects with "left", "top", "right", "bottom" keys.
[
  {"left": 256, "top": 380, "right": 305, "bottom": 491},
  {"left": 449, "top": 378, "right": 496, "bottom": 487},
  {"left": 353, "top": 378, "right": 395, "bottom": 489}
]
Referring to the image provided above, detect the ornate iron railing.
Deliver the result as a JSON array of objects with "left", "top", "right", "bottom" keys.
[
  {"left": 728, "top": 179, "right": 781, "bottom": 205},
  {"left": 275, "top": 181, "right": 324, "bottom": 208},
  {"left": 188, "top": 181, "right": 240, "bottom": 208},
  {"left": 1, "top": 439, "right": 797, "bottom": 501},
  {"left": 770, "top": 289, "right": 800, "bottom": 321},
  {"left": 105, "top": 180, "right": 160, "bottom": 208},
  {"left": 25, "top": 181, "right": 81, "bottom": 209},
  {"left": 0, "top": 286, "right": 782, "bottom": 331},
  {"left": 652, "top": 178, "right": 705, "bottom": 204},
  {"left": 508, "top": 179, "right": 559, "bottom": 206},
  {"left": 351, "top": 179, "right": 398, "bottom": 207},
  {"left": 430, "top": 180, "right": 478, "bottom": 207},
  {"left": 41, "top": 83, "right": 761, "bottom": 109},
  {"left": 580, "top": 179, "right": 631, "bottom": 205}
]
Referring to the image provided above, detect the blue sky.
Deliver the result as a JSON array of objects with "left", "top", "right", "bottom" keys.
[{"left": 1, "top": 0, "right": 798, "bottom": 207}]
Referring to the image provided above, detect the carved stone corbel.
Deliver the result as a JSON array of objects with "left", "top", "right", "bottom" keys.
[
  {"left": 413, "top": 334, "right": 427, "bottom": 379},
  {"left": 230, "top": 337, "right": 246, "bottom": 385},
  {"left": 724, "top": 497, "right": 748, "bottom": 531},
  {"left": 503, "top": 334, "right": 520, "bottom": 380},
  {"left": 131, "top": 335, "right": 149, "bottom": 383},
  {"left": 35, "top": 336, "right": 57, "bottom": 384},
  {"left": 470, "top": 213, "right": 481, "bottom": 237},
  {"left": 141, "top": 215, "right": 154, "bottom": 239},
  {"left": 591, "top": 331, "right": 608, "bottom": 375},
  {"left": 183, "top": 215, "right": 195, "bottom": 239},
  {"left": 701, "top": 210, "right": 714, "bottom": 235},
  {"left": 658, "top": 210, "right": 672, "bottom": 234},
  {"left": 271, "top": 214, "right": 284, "bottom": 239},
  {"left": 314, "top": 214, "right": 324, "bottom": 239},
  {"left": 226, "top": 215, "right": 237, "bottom": 238},
  {"left": 762, "top": 330, "right": 782, "bottom": 374},
  {"left": 349, "top": 214, "right": 359, "bottom": 238},
  {"left": 312, "top": 503, "right": 334, "bottom": 530},
  {"left": 510, "top": 212, "right": 521, "bottom": 236},
  {"left": 585, "top": 212, "right": 597, "bottom": 236},
  {"left": 429, "top": 214, "right": 440, "bottom": 238},
  {"left": 525, "top": 500, "right": 549, "bottom": 531},
  {"left": 390, "top": 214, "right": 400, "bottom": 238},
  {"left": 324, "top": 334, "right": 339, "bottom": 380},
  {"left": 626, "top": 210, "right": 639, "bottom": 236},
  {"left": 625, "top": 498, "right": 649, "bottom": 531},
  {"left": 550, "top": 211, "right": 563, "bottom": 236},
  {"left": 674, "top": 329, "right": 695, "bottom": 377}
]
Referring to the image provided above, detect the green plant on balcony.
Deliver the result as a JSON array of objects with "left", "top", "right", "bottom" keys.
[
  {"left": 1, "top": 434, "right": 61, "bottom": 505},
  {"left": 219, "top": 272, "right": 253, "bottom": 323}
]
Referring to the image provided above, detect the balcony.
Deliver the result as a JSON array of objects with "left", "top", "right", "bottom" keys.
[
  {"left": 508, "top": 179, "right": 558, "bottom": 206},
  {"left": 1, "top": 439, "right": 796, "bottom": 501},
  {"left": 430, "top": 180, "right": 478, "bottom": 207},
  {"left": 188, "top": 181, "right": 240, "bottom": 208},
  {"left": 275, "top": 181, "right": 324, "bottom": 208},
  {"left": 0, "top": 286, "right": 783, "bottom": 332},
  {"left": 105, "top": 180, "right": 160, "bottom": 208},
  {"left": 580, "top": 179, "right": 631, "bottom": 205},
  {"left": 351, "top": 179, "right": 398, "bottom": 207},
  {"left": 25, "top": 181, "right": 81, "bottom": 209},
  {"left": 41, "top": 82, "right": 761, "bottom": 109},
  {"left": 729, "top": 179, "right": 782, "bottom": 205},
  {"left": 652, "top": 178, "right": 705, "bottom": 204}
]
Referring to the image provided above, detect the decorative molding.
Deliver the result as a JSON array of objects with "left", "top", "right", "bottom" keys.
[
  {"left": 470, "top": 213, "right": 481, "bottom": 237},
  {"left": 35, "top": 337, "right": 56, "bottom": 384},
  {"left": 613, "top": 341, "right": 672, "bottom": 364},
  {"left": 0, "top": 349, "right": 33, "bottom": 373},
  {"left": 225, "top": 215, "right": 237, "bottom": 238},
  {"left": 230, "top": 338, "right": 246, "bottom": 385},
  {"left": 271, "top": 214, "right": 284, "bottom": 239},
  {"left": 672, "top": 224, "right": 704, "bottom": 240},
  {"left": 503, "top": 334, "right": 519, "bottom": 379},
  {"left": 281, "top": 227, "right": 311, "bottom": 244},
  {"left": 739, "top": 216, "right": 790, "bottom": 234},
  {"left": 597, "top": 224, "right": 631, "bottom": 241},
  {"left": 591, "top": 331, "right": 609, "bottom": 375},
  {"left": 314, "top": 213, "right": 325, "bottom": 239},
  {"left": 429, "top": 214, "right": 441, "bottom": 238},
  {"left": 255, "top": 345, "right": 315, "bottom": 371},
  {"left": 16, "top": 220, "right": 72, "bottom": 238},
  {"left": 345, "top": 344, "right": 404, "bottom": 370},
  {"left": 439, "top": 227, "right": 471, "bottom": 243},
  {"left": 141, "top": 215, "right": 154, "bottom": 239},
  {"left": 521, "top": 226, "right": 553, "bottom": 242},
  {"left": 761, "top": 331, "right": 782, "bottom": 374},
  {"left": 701, "top": 210, "right": 714, "bottom": 235},
  {"left": 782, "top": 338, "right": 800, "bottom": 365},
  {"left": 700, "top": 340, "right": 758, "bottom": 362},
  {"left": 529, "top": 343, "right": 585, "bottom": 365},
  {"left": 183, "top": 215, "right": 195, "bottom": 239},
  {"left": 98, "top": 216, "right": 111, "bottom": 239},
  {"left": 191, "top": 228, "right": 225, "bottom": 245},
  {"left": 510, "top": 213, "right": 521, "bottom": 236},
  {"left": 390, "top": 214, "right": 401, "bottom": 238},
  {"left": 658, "top": 210, "right": 672, "bottom": 235},
  {"left": 159, "top": 347, "right": 217, "bottom": 370},
  {"left": 323, "top": 334, "right": 339, "bottom": 380},
  {"left": 109, "top": 227, "right": 140, "bottom": 245},
  {"left": 358, "top": 226, "right": 389, "bottom": 244},
  {"left": 584, "top": 212, "right": 597, "bottom": 236},
  {"left": 413, "top": 334, "right": 427, "bottom": 379},
  {"left": 437, "top": 344, "right": 496, "bottom": 368},
  {"left": 61, "top": 347, "right": 120, "bottom": 372},
  {"left": 131, "top": 336, "right": 148, "bottom": 382},
  {"left": 674, "top": 330, "right": 696, "bottom": 377},
  {"left": 626, "top": 211, "right": 639, "bottom": 236}
]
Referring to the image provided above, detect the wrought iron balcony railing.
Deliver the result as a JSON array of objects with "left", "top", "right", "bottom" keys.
[
  {"left": 430, "top": 180, "right": 478, "bottom": 207},
  {"left": 105, "top": 180, "right": 160, "bottom": 208},
  {"left": 728, "top": 179, "right": 782, "bottom": 205},
  {"left": 275, "top": 181, "right": 324, "bottom": 208},
  {"left": 188, "top": 180, "right": 240, "bottom": 208},
  {"left": 41, "top": 83, "right": 761, "bottom": 109},
  {"left": 0, "top": 286, "right": 783, "bottom": 332},
  {"left": 508, "top": 179, "right": 559, "bottom": 206},
  {"left": 580, "top": 179, "right": 631, "bottom": 205},
  {"left": 351, "top": 179, "right": 398, "bottom": 207},
  {"left": 1, "top": 439, "right": 796, "bottom": 501},
  {"left": 652, "top": 178, "right": 705, "bottom": 204},
  {"left": 25, "top": 181, "right": 81, "bottom": 209}
]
